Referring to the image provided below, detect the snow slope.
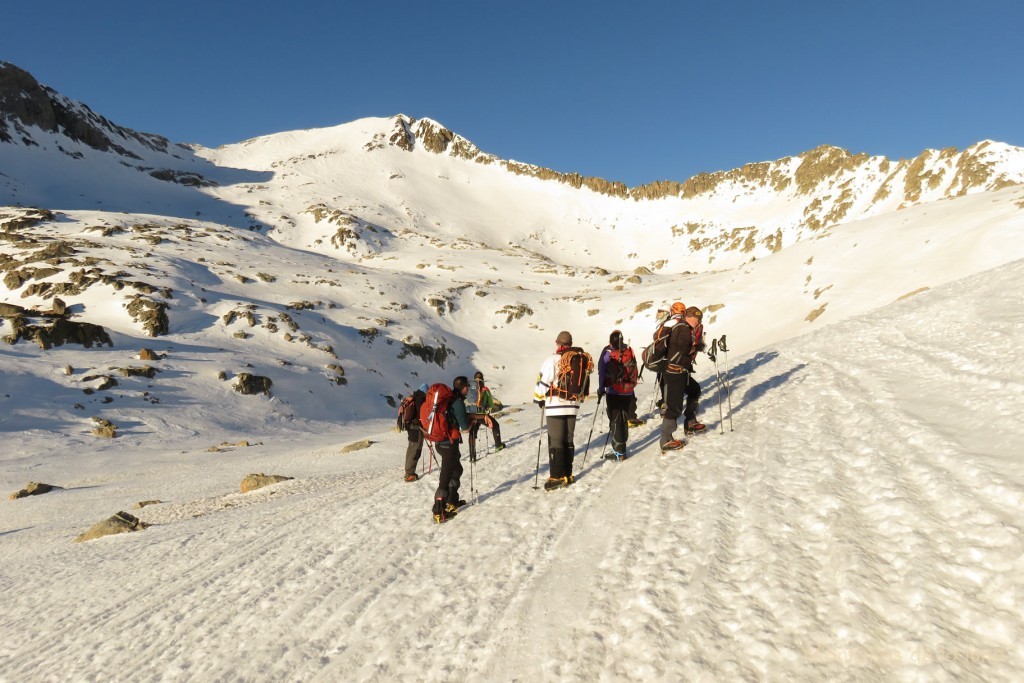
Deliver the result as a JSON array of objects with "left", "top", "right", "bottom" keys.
[{"left": 1, "top": 258, "right": 1022, "bottom": 682}]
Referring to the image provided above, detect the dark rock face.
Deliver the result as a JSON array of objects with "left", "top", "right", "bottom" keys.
[
  {"left": 0, "top": 61, "right": 170, "bottom": 156},
  {"left": 235, "top": 373, "right": 273, "bottom": 396},
  {"left": 4, "top": 314, "right": 113, "bottom": 348}
]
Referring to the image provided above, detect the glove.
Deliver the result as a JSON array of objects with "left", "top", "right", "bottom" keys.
[
  {"left": 534, "top": 399, "right": 544, "bottom": 408},
  {"left": 597, "top": 387, "right": 606, "bottom": 398},
  {"left": 696, "top": 341, "right": 706, "bottom": 353}
]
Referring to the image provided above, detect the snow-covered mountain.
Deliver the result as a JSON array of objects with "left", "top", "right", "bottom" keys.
[
  {"left": 3, "top": 60, "right": 1022, "bottom": 432},
  {"left": 2, "top": 62, "right": 1024, "bottom": 682}
]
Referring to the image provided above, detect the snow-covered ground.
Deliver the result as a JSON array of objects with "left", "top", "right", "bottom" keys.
[{"left": 2, "top": 258, "right": 1022, "bottom": 682}]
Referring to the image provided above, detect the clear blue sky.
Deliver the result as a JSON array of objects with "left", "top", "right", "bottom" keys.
[{"left": 5, "top": 0, "right": 1022, "bottom": 186}]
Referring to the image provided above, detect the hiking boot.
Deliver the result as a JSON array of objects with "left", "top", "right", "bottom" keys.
[
  {"left": 684, "top": 420, "right": 707, "bottom": 435},
  {"left": 404, "top": 474, "right": 418, "bottom": 482},
  {"left": 450, "top": 499, "right": 468, "bottom": 510},
  {"left": 566, "top": 474, "right": 576, "bottom": 485},
  {"left": 445, "top": 502, "right": 462, "bottom": 515},
  {"left": 612, "top": 450, "right": 627, "bottom": 462},
  {"left": 626, "top": 419, "right": 646, "bottom": 428},
  {"left": 660, "top": 440, "right": 686, "bottom": 451},
  {"left": 493, "top": 443, "right": 505, "bottom": 452},
  {"left": 543, "top": 476, "right": 569, "bottom": 491}
]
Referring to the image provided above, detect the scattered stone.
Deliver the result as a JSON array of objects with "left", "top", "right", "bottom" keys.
[
  {"left": 118, "top": 365, "right": 158, "bottom": 378},
  {"left": 341, "top": 439, "right": 374, "bottom": 453},
  {"left": 133, "top": 500, "right": 162, "bottom": 509},
  {"left": 91, "top": 417, "right": 117, "bottom": 438},
  {"left": 217, "top": 370, "right": 228, "bottom": 381},
  {"left": 9, "top": 481, "right": 62, "bottom": 499},
  {"left": 139, "top": 348, "right": 160, "bottom": 360},
  {"left": 63, "top": 364, "right": 73, "bottom": 376},
  {"left": 74, "top": 511, "right": 149, "bottom": 542},
  {"left": 234, "top": 373, "right": 272, "bottom": 396},
  {"left": 240, "top": 473, "right": 293, "bottom": 493}
]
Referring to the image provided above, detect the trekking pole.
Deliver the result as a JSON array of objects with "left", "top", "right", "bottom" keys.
[
  {"left": 708, "top": 339, "right": 726, "bottom": 435},
  {"left": 718, "top": 335, "right": 734, "bottom": 432},
  {"left": 532, "top": 405, "right": 546, "bottom": 490},
  {"left": 470, "top": 449, "right": 476, "bottom": 505},
  {"left": 580, "top": 394, "right": 603, "bottom": 468},
  {"left": 426, "top": 442, "right": 438, "bottom": 474}
]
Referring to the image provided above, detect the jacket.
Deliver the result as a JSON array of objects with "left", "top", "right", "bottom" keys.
[{"left": 533, "top": 346, "right": 584, "bottom": 417}]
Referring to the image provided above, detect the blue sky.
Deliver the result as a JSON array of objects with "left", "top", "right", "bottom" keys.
[{"left": 5, "top": 0, "right": 1022, "bottom": 186}]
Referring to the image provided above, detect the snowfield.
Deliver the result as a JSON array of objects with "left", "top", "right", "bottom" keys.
[{"left": 2, "top": 259, "right": 1022, "bottom": 682}]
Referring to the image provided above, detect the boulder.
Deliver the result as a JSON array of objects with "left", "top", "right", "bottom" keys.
[
  {"left": 74, "top": 511, "right": 149, "bottom": 543},
  {"left": 139, "top": 348, "right": 159, "bottom": 360},
  {"left": 341, "top": 439, "right": 374, "bottom": 453},
  {"left": 234, "top": 373, "right": 272, "bottom": 396},
  {"left": 9, "top": 481, "right": 62, "bottom": 500},
  {"left": 240, "top": 473, "right": 293, "bottom": 493}
]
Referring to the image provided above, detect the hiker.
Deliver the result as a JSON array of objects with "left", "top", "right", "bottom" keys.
[
  {"left": 423, "top": 376, "right": 472, "bottom": 523},
  {"left": 401, "top": 384, "right": 428, "bottom": 481},
  {"left": 653, "top": 308, "right": 671, "bottom": 414},
  {"left": 467, "top": 371, "right": 505, "bottom": 462},
  {"left": 659, "top": 304, "right": 706, "bottom": 451},
  {"left": 534, "top": 330, "right": 593, "bottom": 490},
  {"left": 597, "top": 330, "right": 639, "bottom": 460}
]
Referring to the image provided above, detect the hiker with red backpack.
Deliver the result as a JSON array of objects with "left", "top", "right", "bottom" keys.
[
  {"left": 398, "top": 383, "right": 429, "bottom": 481},
  {"left": 533, "top": 330, "right": 593, "bottom": 490},
  {"left": 597, "top": 330, "right": 640, "bottom": 461},
  {"left": 466, "top": 371, "right": 505, "bottom": 462},
  {"left": 657, "top": 304, "right": 707, "bottom": 451},
  {"left": 419, "top": 377, "right": 472, "bottom": 523}
]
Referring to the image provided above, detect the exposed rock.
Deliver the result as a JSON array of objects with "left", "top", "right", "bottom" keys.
[
  {"left": 133, "top": 500, "right": 163, "bottom": 509},
  {"left": 4, "top": 316, "right": 113, "bottom": 349},
  {"left": 74, "top": 511, "right": 149, "bottom": 542},
  {"left": 240, "top": 473, "right": 293, "bottom": 493},
  {"left": 118, "top": 365, "right": 158, "bottom": 379},
  {"left": 9, "top": 481, "right": 62, "bottom": 499},
  {"left": 234, "top": 373, "right": 272, "bottom": 396},
  {"left": 0, "top": 302, "right": 26, "bottom": 316},
  {"left": 148, "top": 169, "right": 216, "bottom": 187},
  {"left": 139, "top": 348, "right": 159, "bottom": 360},
  {"left": 398, "top": 340, "right": 451, "bottom": 367},
  {"left": 341, "top": 439, "right": 374, "bottom": 453},
  {"left": 82, "top": 375, "right": 118, "bottom": 391},
  {"left": 91, "top": 417, "right": 117, "bottom": 438},
  {"left": 125, "top": 296, "right": 169, "bottom": 337},
  {"left": 63, "top": 364, "right": 73, "bottom": 376}
]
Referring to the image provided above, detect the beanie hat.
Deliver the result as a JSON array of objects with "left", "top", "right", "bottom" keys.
[
  {"left": 555, "top": 330, "right": 573, "bottom": 346},
  {"left": 670, "top": 301, "right": 687, "bottom": 316},
  {"left": 684, "top": 306, "right": 703, "bottom": 321}
]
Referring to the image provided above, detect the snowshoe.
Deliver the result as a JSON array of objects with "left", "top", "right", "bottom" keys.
[
  {"left": 626, "top": 419, "right": 645, "bottom": 428},
  {"left": 493, "top": 443, "right": 506, "bottom": 452},
  {"left": 660, "top": 440, "right": 686, "bottom": 452},
  {"left": 405, "top": 474, "right": 419, "bottom": 482}
]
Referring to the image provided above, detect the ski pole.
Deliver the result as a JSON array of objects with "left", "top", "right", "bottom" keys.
[
  {"left": 580, "top": 394, "right": 603, "bottom": 468},
  {"left": 708, "top": 339, "right": 726, "bottom": 435},
  {"left": 533, "top": 404, "right": 546, "bottom": 490},
  {"left": 470, "top": 449, "right": 476, "bottom": 505},
  {"left": 718, "top": 335, "right": 734, "bottom": 432}
]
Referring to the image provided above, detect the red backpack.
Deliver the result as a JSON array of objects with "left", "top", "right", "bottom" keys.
[
  {"left": 607, "top": 346, "right": 638, "bottom": 394},
  {"left": 419, "top": 383, "right": 459, "bottom": 443}
]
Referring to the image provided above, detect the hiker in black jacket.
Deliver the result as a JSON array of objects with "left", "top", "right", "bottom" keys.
[
  {"left": 403, "top": 384, "right": 428, "bottom": 481},
  {"left": 659, "top": 305, "right": 706, "bottom": 450}
]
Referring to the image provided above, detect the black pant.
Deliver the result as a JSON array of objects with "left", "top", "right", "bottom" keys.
[
  {"left": 468, "top": 415, "right": 501, "bottom": 460},
  {"left": 660, "top": 372, "right": 700, "bottom": 445},
  {"left": 546, "top": 415, "right": 577, "bottom": 479},
  {"left": 404, "top": 425, "right": 424, "bottom": 477},
  {"left": 605, "top": 394, "right": 631, "bottom": 454},
  {"left": 433, "top": 440, "right": 463, "bottom": 506}
]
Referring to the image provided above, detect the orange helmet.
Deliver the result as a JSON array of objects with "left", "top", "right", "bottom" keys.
[{"left": 670, "top": 301, "right": 687, "bottom": 316}]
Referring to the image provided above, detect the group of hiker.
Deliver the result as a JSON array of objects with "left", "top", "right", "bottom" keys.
[{"left": 396, "top": 301, "right": 708, "bottom": 523}]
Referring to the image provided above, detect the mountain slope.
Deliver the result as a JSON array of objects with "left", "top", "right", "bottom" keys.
[{"left": 1, "top": 258, "right": 1021, "bottom": 681}]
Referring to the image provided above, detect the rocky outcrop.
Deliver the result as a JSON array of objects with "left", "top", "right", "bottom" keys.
[
  {"left": 74, "top": 511, "right": 149, "bottom": 542},
  {"left": 1, "top": 61, "right": 170, "bottom": 156},
  {"left": 9, "top": 482, "right": 62, "bottom": 499},
  {"left": 240, "top": 473, "right": 293, "bottom": 493},
  {"left": 234, "top": 373, "right": 273, "bottom": 396},
  {"left": 3, "top": 314, "right": 113, "bottom": 349}
]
